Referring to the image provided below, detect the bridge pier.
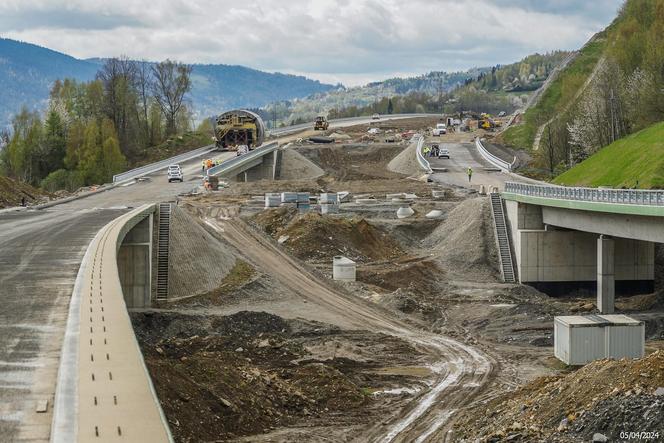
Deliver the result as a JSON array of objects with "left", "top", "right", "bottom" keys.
[
  {"left": 597, "top": 235, "right": 615, "bottom": 314},
  {"left": 504, "top": 200, "right": 654, "bottom": 299},
  {"left": 117, "top": 214, "right": 153, "bottom": 308}
]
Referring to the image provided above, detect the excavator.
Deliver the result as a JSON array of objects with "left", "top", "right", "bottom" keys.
[
  {"left": 479, "top": 113, "right": 501, "bottom": 131},
  {"left": 314, "top": 116, "right": 329, "bottom": 131}
]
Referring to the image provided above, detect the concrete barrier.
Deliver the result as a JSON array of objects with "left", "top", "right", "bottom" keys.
[
  {"left": 475, "top": 138, "right": 516, "bottom": 172},
  {"left": 414, "top": 135, "right": 433, "bottom": 174},
  {"left": 52, "top": 204, "right": 172, "bottom": 443}
]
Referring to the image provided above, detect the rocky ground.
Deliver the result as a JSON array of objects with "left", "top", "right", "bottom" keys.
[{"left": 134, "top": 119, "right": 664, "bottom": 442}]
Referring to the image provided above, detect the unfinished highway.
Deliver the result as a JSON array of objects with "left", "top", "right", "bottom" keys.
[{"left": 0, "top": 115, "right": 439, "bottom": 442}]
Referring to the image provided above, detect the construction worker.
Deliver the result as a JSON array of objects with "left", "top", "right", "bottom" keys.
[
  {"left": 202, "top": 160, "right": 206, "bottom": 173},
  {"left": 467, "top": 167, "right": 473, "bottom": 183},
  {"left": 423, "top": 146, "right": 431, "bottom": 157}
]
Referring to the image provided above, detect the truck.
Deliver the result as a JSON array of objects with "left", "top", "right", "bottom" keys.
[
  {"left": 432, "top": 123, "right": 447, "bottom": 136},
  {"left": 214, "top": 110, "right": 266, "bottom": 151},
  {"left": 314, "top": 116, "right": 329, "bottom": 131}
]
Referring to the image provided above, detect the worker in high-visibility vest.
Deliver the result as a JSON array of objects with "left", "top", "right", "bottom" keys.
[
  {"left": 467, "top": 167, "right": 473, "bottom": 183},
  {"left": 202, "top": 160, "right": 206, "bottom": 172}
]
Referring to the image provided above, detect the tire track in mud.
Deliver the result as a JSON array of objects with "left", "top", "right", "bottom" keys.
[{"left": 205, "top": 216, "right": 494, "bottom": 442}]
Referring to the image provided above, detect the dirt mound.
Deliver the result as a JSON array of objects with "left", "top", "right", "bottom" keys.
[
  {"left": 359, "top": 260, "right": 444, "bottom": 296},
  {"left": 167, "top": 206, "right": 237, "bottom": 299},
  {"left": 453, "top": 350, "right": 664, "bottom": 441},
  {"left": 278, "top": 148, "right": 325, "bottom": 181},
  {"left": 298, "top": 144, "right": 405, "bottom": 181},
  {"left": 567, "top": 394, "right": 663, "bottom": 441},
  {"left": 252, "top": 206, "right": 298, "bottom": 236},
  {"left": 387, "top": 140, "right": 423, "bottom": 177},
  {"left": 257, "top": 211, "right": 405, "bottom": 263},
  {"left": 131, "top": 311, "right": 423, "bottom": 442},
  {"left": 423, "top": 197, "right": 500, "bottom": 281},
  {"left": 0, "top": 176, "right": 49, "bottom": 208}
]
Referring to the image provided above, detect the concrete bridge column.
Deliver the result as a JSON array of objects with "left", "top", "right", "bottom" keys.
[
  {"left": 597, "top": 235, "right": 615, "bottom": 314},
  {"left": 118, "top": 214, "right": 153, "bottom": 308}
]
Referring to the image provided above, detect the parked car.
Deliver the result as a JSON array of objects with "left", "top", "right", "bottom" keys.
[
  {"left": 438, "top": 148, "right": 450, "bottom": 159},
  {"left": 167, "top": 165, "right": 183, "bottom": 182},
  {"left": 372, "top": 113, "right": 381, "bottom": 120}
]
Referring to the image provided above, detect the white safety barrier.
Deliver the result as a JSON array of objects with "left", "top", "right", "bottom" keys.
[
  {"left": 112, "top": 145, "right": 215, "bottom": 183},
  {"left": 415, "top": 135, "right": 433, "bottom": 174},
  {"left": 475, "top": 138, "right": 517, "bottom": 172}
]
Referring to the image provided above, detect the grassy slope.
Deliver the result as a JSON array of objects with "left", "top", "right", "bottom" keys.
[
  {"left": 502, "top": 35, "right": 607, "bottom": 150},
  {"left": 553, "top": 122, "right": 664, "bottom": 188}
]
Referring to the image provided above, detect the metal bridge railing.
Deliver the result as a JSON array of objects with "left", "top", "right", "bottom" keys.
[
  {"left": 113, "top": 145, "right": 215, "bottom": 183},
  {"left": 504, "top": 182, "right": 664, "bottom": 206},
  {"left": 206, "top": 141, "right": 279, "bottom": 177}
]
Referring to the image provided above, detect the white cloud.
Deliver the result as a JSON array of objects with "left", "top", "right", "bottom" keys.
[{"left": 0, "top": 0, "right": 622, "bottom": 86}]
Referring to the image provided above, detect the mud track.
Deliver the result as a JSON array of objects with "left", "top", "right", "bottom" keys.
[{"left": 205, "top": 217, "right": 494, "bottom": 442}]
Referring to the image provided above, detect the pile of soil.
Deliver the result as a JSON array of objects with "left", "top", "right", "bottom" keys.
[
  {"left": 0, "top": 176, "right": 49, "bottom": 208},
  {"left": 278, "top": 148, "right": 325, "bottom": 181},
  {"left": 453, "top": 351, "right": 664, "bottom": 441},
  {"left": 131, "top": 311, "right": 425, "bottom": 442},
  {"left": 297, "top": 144, "right": 406, "bottom": 181},
  {"left": 423, "top": 197, "right": 500, "bottom": 281},
  {"left": 254, "top": 210, "right": 405, "bottom": 263}
]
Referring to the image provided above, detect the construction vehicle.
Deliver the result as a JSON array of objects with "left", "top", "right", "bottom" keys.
[
  {"left": 214, "top": 110, "right": 266, "bottom": 151},
  {"left": 314, "top": 116, "right": 329, "bottom": 131},
  {"left": 479, "top": 113, "right": 501, "bottom": 131}
]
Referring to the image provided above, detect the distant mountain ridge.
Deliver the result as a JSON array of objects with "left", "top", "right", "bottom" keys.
[{"left": 0, "top": 38, "right": 335, "bottom": 128}]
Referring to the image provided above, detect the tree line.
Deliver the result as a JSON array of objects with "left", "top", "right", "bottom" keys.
[{"left": 0, "top": 57, "right": 193, "bottom": 191}]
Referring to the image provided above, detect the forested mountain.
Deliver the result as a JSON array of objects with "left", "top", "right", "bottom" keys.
[
  {"left": 503, "top": 0, "right": 664, "bottom": 181},
  {"left": 263, "top": 68, "right": 490, "bottom": 125},
  {"left": 0, "top": 38, "right": 334, "bottom": 128}
]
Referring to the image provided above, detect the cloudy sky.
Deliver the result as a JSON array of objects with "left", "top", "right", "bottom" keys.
[{"left": 1, "top": 0, "right": 623, "bottom": 86}]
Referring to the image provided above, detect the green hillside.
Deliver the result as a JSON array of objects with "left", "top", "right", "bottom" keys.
[
  {"left": 553, "top": 122, "right": 664, "bottom": 189},
  {"left": 502, "top": 34, "right": 607, "bottom": 150}
]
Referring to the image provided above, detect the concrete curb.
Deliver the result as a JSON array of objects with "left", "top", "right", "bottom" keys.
[
  {"left": 51, "top": 205, "right": 173, "bottom": 443},
  {"left": 50, "top": 225, "right": 104, "bottom": 442}
]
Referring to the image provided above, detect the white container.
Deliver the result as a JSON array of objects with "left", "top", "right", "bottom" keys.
[
  {"left": 320, "top": 204, "right": 339, "bottom": 215},
  {"left": 397, "top": 207, "right": 415, "bottom": 219},
  {"left": 554, "top": 315, "right": 644, "bottom": 365},
  {"left": 426, "top": 210, "right": 443, "bottom": 219},
  {"left": 333, "top": 256, "right": 356, "bottom": 281},
  {"left": 320, "top": 193, "right": 339, "bottom": 204},
  {"left": 281, "top": 192, "right": 298, "bottom": 203},
  {"left": 265, "top": 193, "right": 281, "bottom": 208},
  {"left": 296, "top": 192, "right": 310, "bottom": 203}
]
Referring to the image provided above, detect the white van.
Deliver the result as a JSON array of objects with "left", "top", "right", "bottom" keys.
[{"left": 433, "top": 123, "right": 447, "bottom": 136}]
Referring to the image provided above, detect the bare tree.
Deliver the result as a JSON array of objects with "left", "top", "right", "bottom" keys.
[
  {"left": 135, "top": 61, "right": 152, "bottom": 144},
  {"left": 97, "top": 56, "right": 139, "bottom": 155},
  {"left": 150, "top": 60, "right": 192, "bottom": 135}
]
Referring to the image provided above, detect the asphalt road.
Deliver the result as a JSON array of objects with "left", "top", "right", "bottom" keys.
[{"left": 0, "top": 114, "right": 431, "bottom": 442}]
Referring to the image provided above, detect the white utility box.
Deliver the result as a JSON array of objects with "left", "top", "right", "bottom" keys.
[
  {"left": 554, "top": 315, "right": 644, "bottom": 365},
  {"left": 333, "top": 256, "right": 356, "bottom": 281}
]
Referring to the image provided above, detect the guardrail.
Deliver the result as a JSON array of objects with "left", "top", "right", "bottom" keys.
[
  {"left": 504, "top": 182, "right": 664, "bottom": 206},
  {"left": 52, "top": 204, "right": 173, "bottom": 443},
  {"left": 415, "top": 135, "right": 433, "bottom": 174},
  {"left": 475, "top": 138, "right": 517, "bottom": 172},
  {"left": 206, "top": 141, "right": 279, "bottom": 177},
  {"left": 112, "top": 145, "right": 215, "bottom": 183}
]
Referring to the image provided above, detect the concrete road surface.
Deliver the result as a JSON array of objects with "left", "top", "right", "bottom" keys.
[
  {"left": 427, "top": 139, "right": 508, "bottom": 190},
  {"left": 0, "top": 208, "right": 125, "bottom": 441}
]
